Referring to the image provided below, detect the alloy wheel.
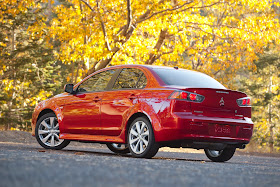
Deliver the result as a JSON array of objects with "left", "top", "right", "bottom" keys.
[
  {"left": 38, "top": 117, "right": 64, "bottom": 147},
  {"left": 207, "top": 150, "right": 224, "bottom": 157},
  {"left": 129, "top": 121, "right": 150, "bottom": 154},
  {"left": 111, "top": 143, "right": 128, "bottom": 150}
]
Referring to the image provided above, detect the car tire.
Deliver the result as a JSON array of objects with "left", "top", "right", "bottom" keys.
[
  {"left": 106, "top": 143, "right": 130, "bottom": 154},
  {"left": 204, "top": 147, "right": 236, "bottom": 162},
  {"left": 35, "top": 113, "right": 70, "bottom": 150},
  {"left": 127, "top": 117, "right": 159, "bottom": 158}
]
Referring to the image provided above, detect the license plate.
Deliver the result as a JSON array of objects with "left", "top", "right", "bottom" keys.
[{"left": 215, "top": 125, "right": 231, "bottom": 134}]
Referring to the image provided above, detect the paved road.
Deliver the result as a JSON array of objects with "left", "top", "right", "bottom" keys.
[{"left": 0, "top": 142, "right": 280, "bottom": 187}]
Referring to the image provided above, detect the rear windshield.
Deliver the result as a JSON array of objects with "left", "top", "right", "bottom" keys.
[{"left": 153, "top": 68, "right": 226, "bottom": 89}]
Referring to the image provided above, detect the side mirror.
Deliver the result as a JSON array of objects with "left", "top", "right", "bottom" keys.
[{"left": 64, "top": 84, "right": 74, "bottom": 94}]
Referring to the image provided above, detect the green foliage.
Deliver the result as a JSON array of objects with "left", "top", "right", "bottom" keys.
[
  {"left": 0, "top": 0, "right": 71, "bottom": 130},
  {"left": 237, "top": 50, "right": 280, "bottom": 152}
]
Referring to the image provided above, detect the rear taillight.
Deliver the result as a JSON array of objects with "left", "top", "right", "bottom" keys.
[
  {"left": 237, "top": 97, "right": 251, "bottom": 106},
  {"left": 169, "top": 91, "right": 204, "bottom": 103}
]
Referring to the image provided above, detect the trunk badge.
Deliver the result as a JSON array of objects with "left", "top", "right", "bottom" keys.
[{"left": 219, "top": 97, "right": 225, "bottom": 106}]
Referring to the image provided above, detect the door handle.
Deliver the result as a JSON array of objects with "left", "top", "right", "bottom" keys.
[
  {"left": 128, "top": 94, "right": 137, "bottom": 100},
  {"left": 93, "top": 96, "right": 101, "bottom": 102}
]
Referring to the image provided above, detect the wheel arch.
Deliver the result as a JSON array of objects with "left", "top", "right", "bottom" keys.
[
  {"left": 37, "top": 109, "right": 56, "bottom": 122},
  {"left": 125, "top": 112, "right": 151, "bottom": 133},
  {"left": 124, "top": 111, "right": 161, "bottom": 142}
]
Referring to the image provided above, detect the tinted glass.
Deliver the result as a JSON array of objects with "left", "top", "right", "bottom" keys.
[
  {"left": 77, "top": 69, "right": 116, "bottom": 92},
  {"left": 113, "top": 68, "right": 146, "bottom": 89},
  {"left": 136, "top": 73, "right": 147, "bottom": 89},
  {"left": 153, "top": 68, "right": 226, "bottom": 89}
]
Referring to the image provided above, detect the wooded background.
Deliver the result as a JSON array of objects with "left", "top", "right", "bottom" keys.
[{"left": 0, "top": 0, "right": 279, "bottom": 152}]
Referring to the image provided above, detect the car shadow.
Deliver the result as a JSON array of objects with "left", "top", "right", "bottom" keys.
[
  {"left": 34, "top": 147, "right": 214, "bottom": 163},
  {"left": 1, "top": 143, "right": 269, "bottom": 165},
  {"left": 0, "top": 143, "right": 236, "bottom": 164}
]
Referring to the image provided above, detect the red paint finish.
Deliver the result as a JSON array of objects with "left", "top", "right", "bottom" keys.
[
  {"left": 62, "top": 91, "right": 103, "bottom": 135},
  {"left": 101, "top": 89, "right": 142, "bottom": 136},
  {"left": 32, "top": 65, "right": 254, "bottom": 148}
]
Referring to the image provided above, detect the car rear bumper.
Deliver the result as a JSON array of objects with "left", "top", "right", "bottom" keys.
[{"left": 155, "top": 113, "right": 254, "bottom": 145}]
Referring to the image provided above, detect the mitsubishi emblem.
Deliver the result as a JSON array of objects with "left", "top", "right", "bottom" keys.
[{"left": 219, "top": 97, "right": 225, "bottom": 106}]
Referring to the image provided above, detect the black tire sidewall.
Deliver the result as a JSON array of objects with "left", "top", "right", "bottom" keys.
[
  {"left": 106, "top": 143, "right": 130, "bottom": 154},
  {"left": 35, "top": 113, "right": 70, "bottom": 150},
  {"left": 204, "top": 148, "right": 236, "bottom": 162}
]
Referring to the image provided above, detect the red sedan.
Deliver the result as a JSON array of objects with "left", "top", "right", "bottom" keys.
[{"left": 32, "top": 65, "right": 253, "bottom": 162}]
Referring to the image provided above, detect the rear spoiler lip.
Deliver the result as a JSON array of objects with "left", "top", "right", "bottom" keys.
[{"left": 163, "top": 85, "right": 247, "bottom": 96}]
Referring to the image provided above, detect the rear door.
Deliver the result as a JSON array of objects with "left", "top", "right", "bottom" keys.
[
  {"left": 101, "top": 68, "right": 147, "bottom": 136},
  {"left": 62, "top": 69, "right": 117, "bottom": 135}
]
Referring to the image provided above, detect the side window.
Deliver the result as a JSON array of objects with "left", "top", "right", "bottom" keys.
[
  {"left": 136, "top": 74, "right": 147, "bottom": 89},
  {"left": 77, "top": 69, "right": 116, "bottom": 92},
  {"left": 113, "top": 68, "right": 146, "bottom": 89}
]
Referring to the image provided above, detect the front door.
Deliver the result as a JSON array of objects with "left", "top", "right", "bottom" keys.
[
  {"left": 62, "top": 69, "right": 117, "bottom": 135},
  {"left": 62, "top": 92, "right": 103, "bottom": 135}
]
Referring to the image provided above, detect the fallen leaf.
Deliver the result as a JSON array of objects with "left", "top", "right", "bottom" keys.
[{"left": 74, "top": 152, "right": 85, "bottom": 155}]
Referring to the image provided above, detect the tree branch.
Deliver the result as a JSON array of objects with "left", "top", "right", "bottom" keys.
[
  {"left": 80, "top": 0, "right": 94, "bottom": 11},
  {"left": 136, "top": 0, "right": 223, "bottom": 24},
  {"left": 137, "top": 1, "right": 194, "bottom": 24},
  {"left": 145, "top": 29, "right": 168, "bottom": 65},
  {"left": 117, "top": 0, "right": 155, "bottom": 36},
  {"left": 96, "top": 0, "right": 111, "bottom": 51},
  {"left": 80, "top": 0, "right": 111, "bottom": 51},
  {"left": 154, "top": 50, "right": 174, "bottom": 61},
  {"left": 181, "top": 1, "right": 223, "bottom": 12},
  {"left": 185, "top": 21, "right": 244, "bottom": 31},
  {"left": 84, "top": 0, "right": 224, "bottom": 75},
  {"left": 217, "top": 4, "right": 227, "bottom": 26},
  {"left": 123, "top": 0, "right": 132, "bottom": 35},
  {"left": 186, "top": 25, "right": 223, "bottom": 39}
]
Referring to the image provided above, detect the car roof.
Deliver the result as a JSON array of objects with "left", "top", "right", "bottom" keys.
[
  {"left": 107, "top": 64, "right": 206, "bottom": 75},
  {"left": 106, "top": 64, "right": 177, "bottom": 70},
  {"left": 108, "top": 64, "right": 169, "bottom": 68},
  {"left": 78, "top": 64, "right": 167, "bottom": 89}
]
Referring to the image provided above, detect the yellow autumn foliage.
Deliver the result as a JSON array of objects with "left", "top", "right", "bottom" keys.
[{"left": 41, "top": 0, "right": 280, "bottom": 88}]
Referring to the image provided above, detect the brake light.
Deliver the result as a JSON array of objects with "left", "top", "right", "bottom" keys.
[
  {"left": 181, "top": 92, "right": 188, "bottom": 99},
  {"left": 189, "top": 93, "right": 197, "bottom": 101},
  {"left": 169, "top": 91, "right": 204, "bottom": 103},
  {"left": 237, "top": 97, "right": 251, "bottom": 106}
]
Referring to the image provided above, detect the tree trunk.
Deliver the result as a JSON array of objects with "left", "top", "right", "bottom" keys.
[
  {"left": 4, "top": 122, "right": 8, "bottom": 131},
  {"left": 71, "top": 61, "right": 75, "bottom": 83},
  {"left": 268, "top": 76, "right": 273, "bottom": 153},
  {"left": 5, "top": 29, "right": 16, "bottom": 131},
  {"left": 11, "top": 28, "right": 15, "bottom": 51},
  {"left": 79, "top": 0, "right": 180, "bottom": 76},
  {"left": 74, "top": 61, "right": 81, "bottom": 84},
  {"left": 48, "top": 0, "right": 52, "bottom": 21},
  {"left": 145, "top": 29, "right": 168, "bottom": 65},
  {"left": 86, "top": 25, "right": 136, "bottom": 76}
]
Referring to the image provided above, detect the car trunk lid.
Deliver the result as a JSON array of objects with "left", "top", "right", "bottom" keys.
[{"left": 183, "top": 88, "right": 248, "bottom": 119}]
